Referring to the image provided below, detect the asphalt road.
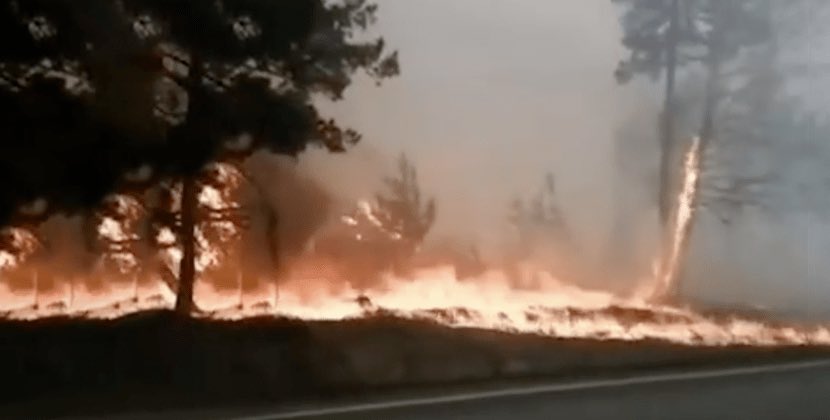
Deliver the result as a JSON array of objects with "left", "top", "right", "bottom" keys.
[{"left": 224, "top": 360, "right": 830, "bottom": 420}]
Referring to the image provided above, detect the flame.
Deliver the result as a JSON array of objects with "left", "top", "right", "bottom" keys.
[
  {"left": 4, "top": 152, "right": 830, "bottom": 349},
  {"left": 4, "top": 240, "right": 830, "bottom": 347},
  {"left": 194, "top": 162, "right": 246, "bottom": 273},
  {"left": 0, "top": 228, "right": 40, "bottom": 271},
  {"left": 652, "top": 137, "right": 702, "bottom": 301},
  {"left": 97, "top": 217, "right": 132, "bottom": 243},
  {"left": 207, "top": 265, "right": 830, "bottom": 347},
  {"left": 6, "top": 260, "right": 827, "bottom": 347},
  {"left": 198, "top": 185, "right": 226, "bottom": 210},
  {"left": 344, "top": 199, "right": 403, "bottom": 241},
  {"left": 94, "top": 195, "right": 144, "bottom": 276}
]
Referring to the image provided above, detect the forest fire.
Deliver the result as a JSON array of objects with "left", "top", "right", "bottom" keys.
[
  {"left": 0, "top": 228, "right": 40, "bottom": 272},
  {"left": 216, "top": 266, "right": 830, "bottom": 347},
  {"left": 4, "top": 261, "right": 830, "bottom": 347},
  {"left": 650, "top": 137, "right": 703, "bottom": 302},
  {"left": 1, "top": 151, "right": 828, "bottom": 348}
]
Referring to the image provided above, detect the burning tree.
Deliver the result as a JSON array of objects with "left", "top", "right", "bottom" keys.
[
  {"left": 130, "top": 0, "right": 399, "bottom": 314},
  {"left": 374, "top": 153, "right": 436, "bottom": 270},
  {"left": 691, "top": 2, "right": 830, "bottom": 225},
  {"left": 308, "top": 153, "right": 436, "bottom": 285},
  {"left": 613, "top": 0, "right": 705, "bottom": 230},
  {"left": 614, "top": 0, "right": 780, "bottom": 301},
  {"left": 0, "top": 0, "right": 399, "bottom": 315},
  {"left": 613, "top": 0, "right": 772, "bottom": 238}
]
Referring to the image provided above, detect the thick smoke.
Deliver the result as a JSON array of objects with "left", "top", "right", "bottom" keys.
[
  {"left": 316, "top": 0, "right": 627, "bottom": 265},
  {"left": 6, "top": 0, "right": 830, "bottom": 322},
  {"left": 311, "top": 0, "right": 830, "bottom": 319}
]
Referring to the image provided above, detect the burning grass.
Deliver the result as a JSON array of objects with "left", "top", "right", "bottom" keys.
[
  {"left": 1, "top": 141, "right": 828, "bottom": 353},
  {"left": 3, "top": 264, "right": 830, "bottom": 348}
]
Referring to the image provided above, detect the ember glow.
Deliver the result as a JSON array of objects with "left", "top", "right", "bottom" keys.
[
  {"left": 222, "top": 266, "right": 830, "bottom": 346},
  {"left": 2, "top": 151, "right": 830, "bottom": 348},
  {"left": 94, "top": 194, "right": 144, "bottom": 275},
  {"left": 0, "top": 228, "right": 40, "bottom": 271},
  {"left": 5, "top": 263, "right": 830, "bottom": 347}
]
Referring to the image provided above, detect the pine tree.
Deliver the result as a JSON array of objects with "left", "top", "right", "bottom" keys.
[
  {"left": 613, "top": 0, "right": 771, "bottom": 231},
  {"left": 0, "top": 0, "right": 399, "bottom": 314},
  {"left": 613, "top": 0, "right": 701, "bottom": 228},
  {"left": 373, "top": 153, "right": 436, "bottom": 273}
]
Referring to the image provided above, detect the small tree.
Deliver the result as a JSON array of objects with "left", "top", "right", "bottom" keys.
[
  {"left": 374, "top": 153, "right": 436, "bottom": 261},
  {"left": 507, "top": 172, "right": 577, "bottom": 286},
  {"left": 613, "top": 0, "right": 705, "bottom": 228},
  {"left": 509, "top": 172, "right": 571, "bottom": 250}
]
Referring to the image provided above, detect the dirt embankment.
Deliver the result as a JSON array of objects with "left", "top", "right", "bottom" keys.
[{"left": 1, "top": 311, "right": 827, "bottom": 417}]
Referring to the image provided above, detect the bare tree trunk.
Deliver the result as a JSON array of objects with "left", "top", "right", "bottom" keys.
[
  {"left": 658, "top": 0, "right": 680, "bottom": 228},
  {"left": 699, "top": 42, "right": 722, "bottom": 151},
  {"left": 175, "top": 176, "right": 197, "bottom": 315},
  {"left": 669, "top": 29, "right": 724, "bottom": 299},
  {"left": 265, "top": 202, "right": 280, "bottom": 275},
  {"left": 32, "top": 269, "right": 39, "bottom": 309},
  {"left": 173, "top": 54, "right": 206, "bottom": 316}
]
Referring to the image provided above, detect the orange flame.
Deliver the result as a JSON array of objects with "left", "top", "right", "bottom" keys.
[
  {"left": 0, "top": 228, "right": 40, "bottom": 272},
  {"left": 4, "top": 154, "right": 830, "bottom": 348},
  {"left": 4, "top": 261, "right": 830, "bottom": 347},
  {"left": 651, "top": 137, "right": 702, "bottom": 301}
]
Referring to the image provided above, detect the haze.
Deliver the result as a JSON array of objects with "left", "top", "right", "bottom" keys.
[
  {"left": 303, "top": 0, "right": 830, "bottom": 318},
  {"left": 315, "top": 0, "right": 631, "bottom": 259}
]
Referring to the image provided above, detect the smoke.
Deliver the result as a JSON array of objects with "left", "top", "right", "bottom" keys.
[
  {"left": 315, "top": 0, "right": 636, "bottom": 280},
  {"left": 8, "top": 0, "right": 830, "bottom": 323},
  {"left": 304, "top": 0, "right": 830, "bottom": 321}
]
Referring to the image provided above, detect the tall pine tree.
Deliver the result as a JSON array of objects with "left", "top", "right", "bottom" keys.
[{"left": 0, "top": 0, "right": 398, "bottom": 314}]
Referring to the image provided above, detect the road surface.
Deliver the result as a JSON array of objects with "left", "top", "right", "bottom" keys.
[
  {"left": 223, "top": 360, "right": 830, "bottom": 420},
  {"left": 51, "top": 359, "right": 830, "bottom": 420}
]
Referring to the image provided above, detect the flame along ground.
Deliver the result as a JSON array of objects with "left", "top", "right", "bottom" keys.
[
  {"left": 2, "top": 264, "right": 830, "bottom": 347},
  {"left": 3, "top": 146, "right": 830, "bottom": 347}
]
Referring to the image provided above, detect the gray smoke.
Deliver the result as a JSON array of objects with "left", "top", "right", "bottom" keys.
[{"left": 301, "top": 0, "right": 830, "bottom": 319}]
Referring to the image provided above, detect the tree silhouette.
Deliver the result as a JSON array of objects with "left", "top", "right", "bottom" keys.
[
  {"left": 0, "top": 0, "right": 399, "bottom": 314},
  {"left": 509, "top": 172, "right": 571, "bottom": 253},
  {"left": 309, "top": 154, "right": 435, "bottom": 283},
  {"left": 613, "top": 0, "right": 771, "bottom": 233},
  {"left": 692, "top": 1, "right": 771, "bottom": 150},
  {"left": 374, "top": 153, "right": 437, "bottom": 258},
  {"left": 613, "top": 0, "right": 703, "bottom": 229}
]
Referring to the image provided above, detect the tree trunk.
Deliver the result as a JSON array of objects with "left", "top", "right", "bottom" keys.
[
  {"left": 658, "top": 0, "right": 680, "bottom": 229},
  {"left": 32, "top": 269, "right": 39, "bottom": 309},
  {"left": 175, "top": 176, "right": 197, "bottom": 315},
  {"left": 265, "top": 202, "right": 280, "bottom": 274},
  {"left": 699, "top": 41, "right": 722, "bottom": 150},
  {"left": 669, "top": 31, "right": 724, "bottom": 299},
  {"left": 173, "top": 55, "right": 205, "bottom": 316}
]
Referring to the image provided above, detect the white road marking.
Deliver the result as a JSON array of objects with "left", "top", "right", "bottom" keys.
[{"left": 232, "top": 359, "right": 830, "bottom": 420}]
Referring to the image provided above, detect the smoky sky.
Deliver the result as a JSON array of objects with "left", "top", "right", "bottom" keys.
[
  {"left": 297, "top": 0, "right": 830, "bottom": 317},
  {"left": 315, "top": 0, "right": 633, "bottom": 259}
]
